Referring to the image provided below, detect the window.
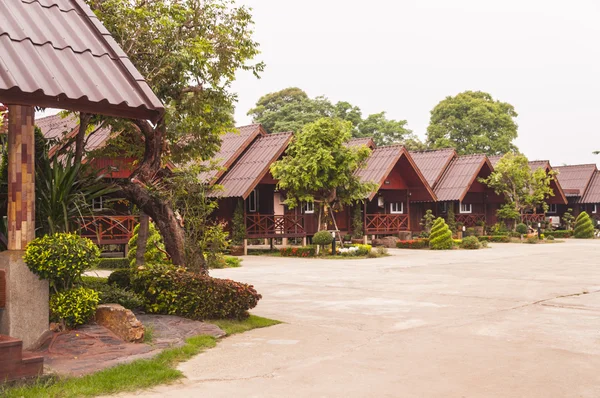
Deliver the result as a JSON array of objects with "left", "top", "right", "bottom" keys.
[
  {"left": 92, "top": 196, "right": 104, "bottom": 211},
  {"left": 390, "top": 202, "right": 404, "bottom": 214},
  {"left": 248, "top": 189, "right": 258, "bottom": 213},
  {"left": 459, "top": 203, "right": 472, "bottom": 214},
  {"left": 440, "top": 202, "right": 449, "bottom": 213},
  {"left": 302, "top": 201, "right": 315, "bottom": 214},
  {"left": 548, "top": 204, "right": 557, "bottom": 214}
]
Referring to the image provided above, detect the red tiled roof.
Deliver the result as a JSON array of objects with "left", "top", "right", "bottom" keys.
[
  {"left": 488, "top": 155, "right": 502, "bottom": 168},
  {"left": 553, "top": 164, "right": 597, "bottom": 197},
  {"left": 211, "top": 132, "right": 293, "bottom": 199},
  {"left": 0, "top": 0, "right": 164, "bottom": 122},
  {"left": 346, "top": 137, "right": 376, "bottom": 149},
  {"left": 199, "top": 124, "right": 265, "bottom": 184},
  {"left": 435, "top": 154, "right": 489, "bottom": 202},
  {"left": 580, "top": 171, "right": 600, "bottom": 204},
  {"left": 410, "top": 149, "right": 456, "bottom": 187},
  {"left": 356, "top": 145, "right": 436, "bottom": 201}
]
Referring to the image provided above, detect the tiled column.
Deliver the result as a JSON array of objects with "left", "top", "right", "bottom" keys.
[{"left": 7, "top": 105, "right": 35, "bottom": 250}]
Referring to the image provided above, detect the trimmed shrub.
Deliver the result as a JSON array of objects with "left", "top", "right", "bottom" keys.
[
  {"left": 24, "top": 233, "right": 100, "bottom": 291},
  {"left": 478, "top": 235, "right": 511, "bottom": 243},
  {"left": 460, "top": 236, "right": 481, "bottom": 250},
  {"left": 81, "top": 276, "right": 144, "bottom": 310},
  {"left": 127, "top": 221, "right": 167, "bottom": 267},
  {"left": 546, "top": 230, "right": 572, "bottom": 239},
  {"left": 429, "top": 218, "right": 453, "bottom": 250},
  {"left": 280, "top": 246, "right": 316, "bottom": 257},
  {"left": 516, "top": 223, "right": 528, "bottom": 235},
  {"left": 546, "top": 235, "right": 555, "bottom": 241},
  {"left": 131, "top": 266, "right": 261, "bottom": 320},
  {"left": 396, "top": 239, "right": 429, "bottom": 249},
  {"left": 574, "top": 212, "right": 595, "bottom": 239},
  {"left": 108, "top": 268, "right": 133, "bottom": 289},
  {"left": 50, "top": 287, "right": 100, "bottom": 328},
  {"left": 225, "top": 256, "right": 242, "bottom": 268},
  {"left": 97, "top": 257, "right": 129, "bottom": 270},
  {"left": 313, "top": 231, "right": 334, "bottom": 247},
  {"left": 349, "top": 244, "right": 372, "bottom": 256}
]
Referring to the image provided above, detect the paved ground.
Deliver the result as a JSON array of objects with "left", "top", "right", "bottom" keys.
[{"left": 119, "top": 241, "right": 600, "bottom": 397}]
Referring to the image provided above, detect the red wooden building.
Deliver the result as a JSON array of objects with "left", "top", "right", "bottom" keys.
[{"left": 553, "top": 164, "right": 599, "bottom": 222}]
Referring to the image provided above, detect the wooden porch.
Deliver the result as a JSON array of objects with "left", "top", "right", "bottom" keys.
[
  {"left": 454, "top": 214, "right": 486, "bottom": 227},
  {"left": 79, "top": 216, "right": 138, "bottom": 245},
  {"left": 245, "top": 214, "right": 306, "bottom": 239},
  {"left": 521, "top": 214, "right": 546, "bottom": 224},
  {"left": 365, "top": 214, "right": 409, "bottom": 234}
]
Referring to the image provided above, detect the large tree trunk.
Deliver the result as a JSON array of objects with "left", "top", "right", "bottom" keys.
[
  {"left": 74, "top": 113, "right": 91, "bottom": 166},
  {"left": 122, "top": 119, "right": 188, "bottom": 266},
  {"left": 135, "top": 211, "right": 149, "bottom": 266}
]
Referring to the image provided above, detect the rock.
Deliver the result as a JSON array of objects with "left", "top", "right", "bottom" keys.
[
  {"left": 95, "top": 304, "right": 144, "bottom": 343},
  {"left": 397, "top": 231, "right": 413, "bottom": 241},
  {"left": 372, "top": 236, "right": 398, "bottom": 248}
]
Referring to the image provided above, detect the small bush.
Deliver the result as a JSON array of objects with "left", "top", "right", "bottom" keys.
[
  {"left": 574, "top": 212, "right": 595, "bottom": 239},
  {"left": 225, "top": 256, "right": 242, "bottom": 268},
  {"left": 478, "top": 236, "right": 511, "bottom": 243},
  {"left": 525, "top": 235, "right": 539, "bottom": 244},
  {"left": 131, "top": 266, "right": 261, "bottom": 319},
  {"left": 107, "top": 268, "right": 132, "bottom": 289},
  {"left": 50, "top": 287, "right": 100, "bottom": 328},
  {"left": 375, "top": 246, "right": 388, "bottom": 256},
  {"left": 313, "top": 231, "right": 334, "bottom": 247},
  {"left": 430, "top": 218, "right": 453, "bottom": 250},
  {"left": 97, "top": 257, "right": 129, "bottom": 269},
  {"left": 24, "top": 233, "right": 100, "bottom": 291},
  {"left": 546, "top": 235, "right": 555, "bottom": 241},
  {"left": 350, "top": 244, "right": 372, "bottom": 256},
  {"left": 81, "top": 276, "right": 144, "bottom": 310},
  {"left": 516, "top": 223, "right": 528, "bottom": 235},
  {"left": 396, "top": 239, "right": 429, "bottom": 249},
  {"left": 280, "top": 246, "right": 316, "bottom": 257},
  {"left": 460, "top": 236, "right": 481, "bottom": 250}
]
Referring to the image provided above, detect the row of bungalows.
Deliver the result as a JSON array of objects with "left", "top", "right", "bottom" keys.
[{"left": 30, "top": 115, "right": 593, "bottom": 245}]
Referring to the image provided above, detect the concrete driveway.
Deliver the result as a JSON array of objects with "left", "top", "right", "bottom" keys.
[{"left": 122, "top": 241, "right": 600, "bottom": 397}]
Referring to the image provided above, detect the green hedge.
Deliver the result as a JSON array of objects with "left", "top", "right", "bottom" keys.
[
  {"left": 478, "top": 236, "right": 511, "bottom": 243},
  {"left": 544, "top": 230, "right": 572, "bottom": 239},
  {"left": 396, "top": 239, "right": 429, "bottom": 249},
  {"left": 97, "top": 257, "right": 129, "bottom": 269},
  {"left": 280, "top": 246, "right": 316, "bottom": 257},
  {"left": 131, "top": 266, "right": 261, "bottom": 319}
]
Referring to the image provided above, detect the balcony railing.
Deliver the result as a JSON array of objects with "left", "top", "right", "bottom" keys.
[
  {"left": 365, "top": 214, "right": 409, "bottom": 234},
  {"left": 521, "top": 213, "right": 546, "bottom": 224},
  {"left": 79, "top": 216, "right": 138, "bottom": 245},
  {"left": 245, "top": 214, "right": 306, "bottom": 238},
  {"left": 454, "top": 214, "right": 486, "bottom": 227}
]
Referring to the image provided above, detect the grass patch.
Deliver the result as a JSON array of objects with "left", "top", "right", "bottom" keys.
[
  {"left": 1, "top": 316, "right": 279, "bottom": 398},
  {"left": 144, "top": 325, "right": 155, "bottom": 344}
]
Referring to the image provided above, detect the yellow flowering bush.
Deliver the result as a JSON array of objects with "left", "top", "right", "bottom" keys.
[{"left": 50, "top": 287, "right": 100, "bottom": 328}]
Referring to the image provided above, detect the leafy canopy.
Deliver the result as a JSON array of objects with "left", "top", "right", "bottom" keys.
[
  {"left": 270, "top": 118, "right": 376, "bottom": 210},
  {"left": 248, "top": 87, "right": 422, "bottom": 148},
  {"left": 481, "top": 153, "right": 555, "bottom": 221},
  {"left": 427, "top": 91, "right": 519, "bottom": 155},
  {"left": 89, "top": 0, "right": 264, "bottom": 165}
]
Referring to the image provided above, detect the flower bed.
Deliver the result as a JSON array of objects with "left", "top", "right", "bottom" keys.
[
  {"left": 280, "top": 246, "right": 316, "bottom": 257},
  {"left": 396, "top": 239, "right": 429, "bottom": 249}
]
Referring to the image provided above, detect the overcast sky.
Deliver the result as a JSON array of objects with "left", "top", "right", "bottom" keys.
[{"left": 231, "top": 0, "right": 600, "bottom": 167}]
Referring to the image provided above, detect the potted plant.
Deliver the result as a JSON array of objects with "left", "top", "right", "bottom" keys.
[{"left": 474, "top": 220, "right": 485, "bottom": 236}]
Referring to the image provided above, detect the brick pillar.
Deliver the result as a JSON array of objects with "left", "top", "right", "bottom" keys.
[{"left": 7, "top": 105, "right": 35, "bottom": 250}]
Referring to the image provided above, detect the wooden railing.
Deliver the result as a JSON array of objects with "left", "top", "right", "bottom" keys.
[
  {"left": 245, "top": 214, "right": 306, "bottom": 238},
  {"left": 521, "top": 214, "right": 546, "bottom": 224},
  {"left": 454, "top": 214, "right": 486, "bottom": 227},
  {"left": 79, "top": 216, "right": 138, "bottom": 245},
  {"left": 365, "top": 214, "right": 409, "bottom": 234}
]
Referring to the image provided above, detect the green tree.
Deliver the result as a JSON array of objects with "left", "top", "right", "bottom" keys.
[
  {"left": 427, "top": 91, "right": 518, "bottom": 155},
  {"left": 480, "top": 153, "right": 555, "bottom": 230},
  {"left": 574, "top": 212, "right": 595, "bottom": 239},
  {"left": 271, "top": 118, "right": 376, "bottom": 231},
  {"left": 355, "top": 112, "right": 422, "bottom": 148},
  {"left": 127, "top": 221, "right": 168, "bottom": 267},
  {"left": 84, "top": 0, "right": 263, "bottom": 265},
  {"left": 429, "top": 218, "right": 453, "bottom": 250},
  {"left": 420, "top": 209, "right": 435, "bottom": 234},
  {"left": 562, "top": 208, "right": 575, "bottom": 230}
]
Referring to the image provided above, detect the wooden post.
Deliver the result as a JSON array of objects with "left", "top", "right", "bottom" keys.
[
  {"left": 243, "top": 239, "right": 248, "bottom": 255},
  {"left": 7, "top": 105, "right": 35, "bottom": 250},
  {"left": 406, "top": 189, "right": 411, "bottom": 231}
]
